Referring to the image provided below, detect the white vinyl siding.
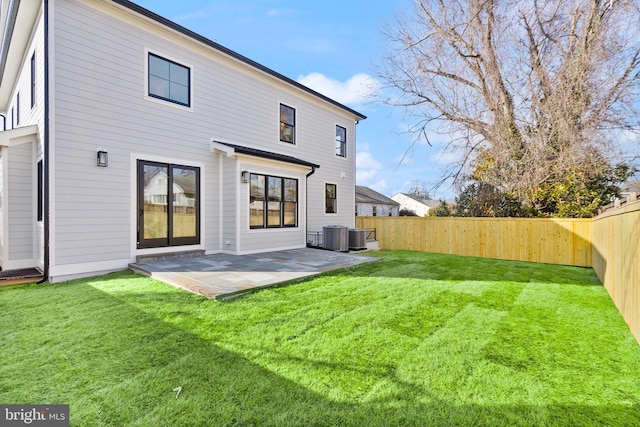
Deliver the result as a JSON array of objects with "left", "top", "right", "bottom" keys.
[
  {"left": 7, "top": 142, "right": 34, "bottom": 261},
  {"left": 48, "top": 0, "right": 358, "bottom": 275},
  {"left": 0, "top": 9, "right": 45, "bottom": 270},
  {"left": 221, "top": 155, "right": 237, "bottom": 252}
]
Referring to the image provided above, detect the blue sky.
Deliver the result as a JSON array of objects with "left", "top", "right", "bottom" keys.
[{"left": 133, "top": 0, "right": 455, "bottom": 199}]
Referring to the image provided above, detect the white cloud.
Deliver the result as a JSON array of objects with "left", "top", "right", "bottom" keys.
[
  {"left": 297, "top": 73, "right": 380, "bottom": 106},
  {"left": 356, "top": 150, "right": 383, "bottom": 185},
  {"left": 369, "top": 180, "right": 389, "bottom": 193}
]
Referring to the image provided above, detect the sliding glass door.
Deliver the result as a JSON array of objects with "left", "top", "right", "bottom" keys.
[{"left": 137, "top": 160, "right": 200, "bottom": 249}]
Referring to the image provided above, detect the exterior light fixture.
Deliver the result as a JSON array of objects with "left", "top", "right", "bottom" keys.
[
  {"left": 97, "top": 150, "right": 108, "bottom": 167},
  {"left": 241, "top": 170, "right": 249, "bottom": 183}
]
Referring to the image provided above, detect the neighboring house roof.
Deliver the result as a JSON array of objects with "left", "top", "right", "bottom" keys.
[
  {"left": 356, "top": 186, "right": 400, "bottom": 206},
  {"left": 214, "top": 141, "right": 320, "bottom": 169},
  {"left": 110, "top": 0, "right": 366, "bottom": 122},
  {"left": 395, "top": 193, "right": 440, "bottom": 208}
]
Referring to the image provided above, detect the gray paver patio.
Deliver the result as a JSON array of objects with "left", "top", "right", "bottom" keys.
[{"left": 129, "top": 248, "right": 377, "bottom": 299}]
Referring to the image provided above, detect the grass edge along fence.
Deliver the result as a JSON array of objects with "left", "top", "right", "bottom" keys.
[
  {"left": 592, "top": 200, "right": 640, "bottom": 343},
  {"left": 357, "top": 211, "right": 640, "bottom": 344}
]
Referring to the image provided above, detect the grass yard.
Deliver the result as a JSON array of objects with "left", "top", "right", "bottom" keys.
[{"left": 1, "top": 250, "right": 640, "bottom": 426}]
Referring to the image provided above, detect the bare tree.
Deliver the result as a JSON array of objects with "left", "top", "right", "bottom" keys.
[{"left": 379, "top": 0, "right": 640, "bottom": 203}]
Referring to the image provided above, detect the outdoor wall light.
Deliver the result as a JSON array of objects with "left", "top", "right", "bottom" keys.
[
  {"left": 241, "top": 170, "right": 249, "bottom": 183},
  {"left": 97, "top": 150, "right": 108, "bottom": 167}
]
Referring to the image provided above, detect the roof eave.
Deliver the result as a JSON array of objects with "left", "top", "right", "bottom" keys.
[{"left": 111, "top": 0, "right": 366, "bottom": 121}]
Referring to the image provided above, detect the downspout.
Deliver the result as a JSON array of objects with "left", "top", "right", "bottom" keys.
[
  {"left": 37, "top": 0, "right": 49, "bottom": 283},
  {"left": 0, "top": 0, "right": 20, "bottom": 84},
  {"left": 305, "top": 166, "right": 316, "bottom": 246}
]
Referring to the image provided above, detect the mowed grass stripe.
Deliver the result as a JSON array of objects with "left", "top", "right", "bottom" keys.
[{"left": 1, "top": 250, "right": 639, "bottom": 426}]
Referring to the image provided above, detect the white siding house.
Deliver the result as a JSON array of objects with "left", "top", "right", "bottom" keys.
[
  {"left": 355, "top": 186, "right": 399, "bottom": 217},
  {"left": 0, "top": 0, "right": 365, "bottom": 282},
  {"left": 391, "top": 193, "right": 440, "bottom": 217}
]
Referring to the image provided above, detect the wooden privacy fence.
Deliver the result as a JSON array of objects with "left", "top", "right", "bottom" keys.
[
  {"left": 355, "top": 216, "right": 593, "bottom": 267},
  {"left": 592, "top": 200, "right": 640, "bottom": 343},
  {"left": 356, "top": 212, "right": 640, "bottom": 343}
]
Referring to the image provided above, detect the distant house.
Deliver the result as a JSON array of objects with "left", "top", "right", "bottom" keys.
[
  {"left": 391, "top": 193, "right": 440, "bottom": 216},
  {"left": 355, "top": 186, "right": 399, "bottom": 216}
]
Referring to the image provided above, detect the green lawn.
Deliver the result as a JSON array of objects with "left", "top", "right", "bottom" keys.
[{"left": 1, "top": 250, "right": 640, "bottom": 426}]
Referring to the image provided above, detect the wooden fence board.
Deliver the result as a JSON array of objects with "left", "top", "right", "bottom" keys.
[
  {"left": 592, "top": 200, "right": 640, "bottom": 343},
  {"left": 356, "top": 217, "right": 593, "bottom": 267}
]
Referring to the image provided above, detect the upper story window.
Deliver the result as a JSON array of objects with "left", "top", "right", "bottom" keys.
[
  {"left": 15, "top": 93, "right": 20, "bottom": 125},
  {"left": 279, "top": 104, "right": 295, "bottom": 144},
  {"left": 31, "top": 53, "right": 36, "bottom": 108},
  {"left": 336, "top": 125, "right": 346, "bottom": 157},
  {"left": 148, "top": 53, "right": 190, "bottom": 107}
]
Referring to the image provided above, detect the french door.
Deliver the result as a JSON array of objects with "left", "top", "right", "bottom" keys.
[{"left": 137, "top": 160, "right": 200, "bottom": 249}]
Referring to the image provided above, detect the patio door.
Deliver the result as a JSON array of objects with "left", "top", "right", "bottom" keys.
[{"left": 137, "top": 160, "right": 200, "bottom": 249}]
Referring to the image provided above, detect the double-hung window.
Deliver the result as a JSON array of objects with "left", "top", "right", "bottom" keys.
[
  {"left": 279, "top": 104, "right": 295, "bottom": 144},
  {"left": 148, "top": 53, "right": 190, "bottom": 107},
  {"left": 325, "top": 183, "right": 337, "bottom": 214},
  {"left": 336, "top": 125, "right": 346, "bottom": 157},
  {"left": 250, "top": 173, "right": 298, "bottom": 228}
]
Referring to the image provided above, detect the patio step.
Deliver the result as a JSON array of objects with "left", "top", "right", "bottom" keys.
[
  {"left": 135, "top": 249, "right": 205, "bottom": 265},
  {"left": 0, "top": 267, "right": 44, "bottom": 286}
]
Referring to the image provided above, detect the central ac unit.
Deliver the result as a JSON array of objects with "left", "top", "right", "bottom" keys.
[
  {"left": 348, "top": 228, "right": 367, "bottom": 250},
  {"left": 323, "top": 225, "right": 348, "bottom": 251}
]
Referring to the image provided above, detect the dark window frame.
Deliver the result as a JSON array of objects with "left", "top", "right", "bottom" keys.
[
  {"left": 325, "top": 183, "right": 337, "bottom": 214},
  {"left": 250, "top": 173, "right": 298, "bottom": 229},
  {"left": 336, "top": 125, "right": 346, "bottom": 157},
  {"left": 31, "top": 53, "right": 36, "bottom": 108},
  {"left": 37, "top": 160, "right": 43, "bottom": 222},
  {"left": 279, "top": 104, "right": 295, "bottom": 144},
  {"left": 15, "top": 93, "right": 19, "bottom": 125},
  {"left": 147, "top": 53, "right": 191, "bottom": 107},
  {"left": 137, "top": 160, "right": 200, "bottom": 249}
]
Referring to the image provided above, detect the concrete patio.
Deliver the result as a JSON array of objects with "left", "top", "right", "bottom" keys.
[{"left": 129, "top": 248, "right": 377, "bottom": 299}]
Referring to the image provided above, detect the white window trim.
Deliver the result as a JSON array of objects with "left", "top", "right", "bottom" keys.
[
  {"left": 130, "top": 152, "right": 205, "bottom": 257},
  {"left": 144, "top": 48, "right": 194, "bottom": 112}
]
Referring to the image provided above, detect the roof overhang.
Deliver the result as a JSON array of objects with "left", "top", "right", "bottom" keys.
[
  {"left": 0, "top": 124, "right": 39, "bottom": 146},
  {"left": 0, "top": 0, "right": 41, "bottom": 110},
  {"left": 110, "top": 0, "right": 366, "bottom": 122},
  {"left": 211, "top": 140, "right": 320, "bottom": 170}
]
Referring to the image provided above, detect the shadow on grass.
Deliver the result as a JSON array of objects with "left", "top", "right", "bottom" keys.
[{"left": 1, "top": 269, "right": 638, "bottom": 426}]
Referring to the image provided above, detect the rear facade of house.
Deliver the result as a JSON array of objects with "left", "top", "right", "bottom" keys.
[{"left": 0, "top": 0, "right": 364, "bottom": 282}]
